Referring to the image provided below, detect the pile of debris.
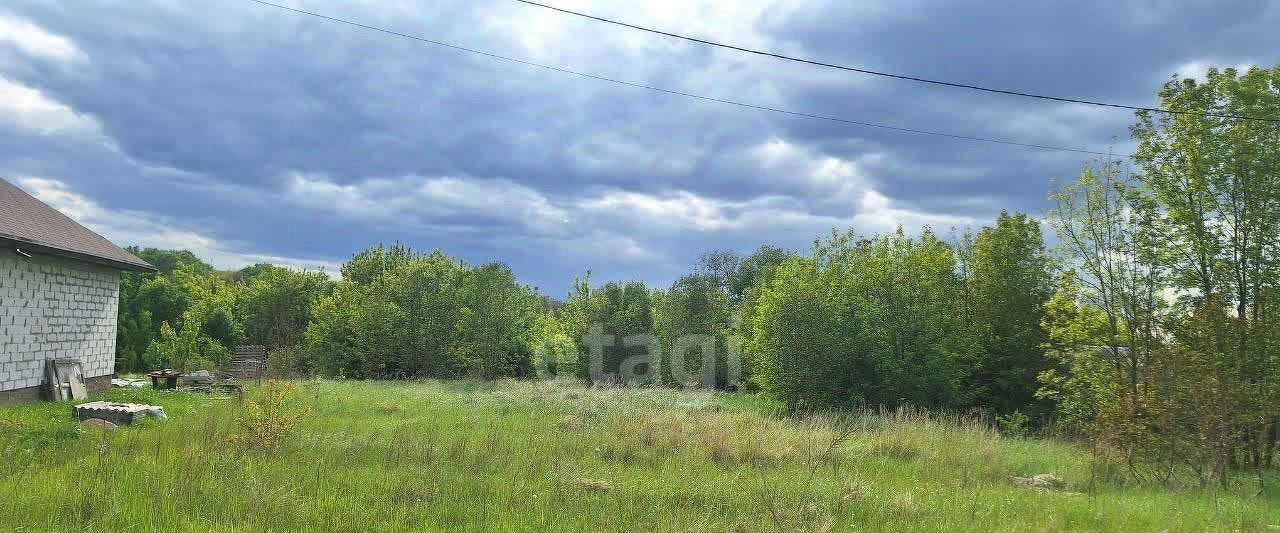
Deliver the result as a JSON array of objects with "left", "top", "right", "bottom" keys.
[
  {"left": 117, "top": 369, "right": 243, "bottom": 395},
  {"left": 111, "top": 377, "right": 149, "bottom": 388},
  {"left": 179, "top": 370, "right": 243, "bottom": 395},
  {"left": 1011, "top": 473, "right": 1079, "bottom": 495}
]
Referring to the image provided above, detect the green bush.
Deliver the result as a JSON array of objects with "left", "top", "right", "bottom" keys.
[
  {"left": 745, "top": 229, "right": 974, "bottom": 411},
  {"left": 142, "top": 313, "right": 231, "bottom": 371},
  {"left": 304, "top": 246, "right": 542, "bottom": 380},
  {"left": 265, "top": 345, "right": 312, "bottom": 378}
]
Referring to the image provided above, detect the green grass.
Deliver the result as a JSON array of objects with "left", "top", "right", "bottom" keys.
[{"left": 1, "top": 380, "right": 1276, "bottom": 532}]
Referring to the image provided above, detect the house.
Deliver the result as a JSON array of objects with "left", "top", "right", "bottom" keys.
[{"left": 0, "top": 178, "right": 154, "bottom": 403}]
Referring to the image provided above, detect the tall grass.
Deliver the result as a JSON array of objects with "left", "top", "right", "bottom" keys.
[{"left": 0, "top": 380, "right": 1275, "bottom": 532}]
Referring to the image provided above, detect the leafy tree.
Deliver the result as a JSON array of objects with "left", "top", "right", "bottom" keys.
[
  {"left": 133, "top": 275, "right": 192, "bottom": 333},
  {"left": 453, "top": 263, "right": 540, "bottom": 379},
  {"left": 1036, "top": 271, "right": 1116, "bottom": 433},
  {"left": 115, "top": 271, "right": 190, "bottom": 370},
  {"left": 728, "top": 245, "right": 788, "bottom": 303},
  {"left": 529, "top": 310, "right": 576, "bottom": 378},
  {"left": 382, "top": 250, "right": 466, "bottom": 377},
  {"left": 340, "top": 242, "right": 424, "bottom": 284},
  {"left": 1132, "top": 66, "right": 1280, "bottom": 475},
  {"left": 115, "top": 310, "right": 153, "bottom": 373},
  {"left": 558, "top": 274, "right": 655, "bottom": 383},
  {"left": 1048, "top": 161, "right": 1163, "bottom": 420},
  {"left": 696, "top": 250, "right": 741, "bottom": 293},
  {"left": 747, "top": 255, "right": 862, "bottom": 410},
  {"left": 654, "top": 274, "right": 732, "bottom": 387},
  {"left": 305, "top": 282, "right": 403, "bottom": 379},
  {"left": 174, "top": 265, "right": 244, "bottom": 351},
  {"left": 746, "top": 228, "right": 975, "bottom": 410},
  {"left": 143, "top": 313, "right": 232, "bottom": 372},
  {"left": 303, "top": 246, "right": 541, "bottom": 380},
  {"left": 126, "top": 247, "right": 214, "bottom": 277},
  {"left": 231, "top": 262, "right": 278, "bottom": 283},
  {"left": 238, "top": 265, "right": 332, "bottom": 350},
  {"left": 964, "top": 210, "right": 1054, "bottom": 415}
]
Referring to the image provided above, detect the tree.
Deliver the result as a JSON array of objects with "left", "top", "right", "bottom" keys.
[
  {"left": 696, "top": 250, "right": 741, "bottom": 293},
  {"left": 174, "top": 265, "right": 243, "bottom": 351},
  {"left": 305, "top": 282, "right": 403, "bottom": 379},
  {"left": 745, "top": 228, "right": 975, "bottom": 410},
  {"left": 728, "top": 245, "right": 788, "bottom": 303},
  {"left": 655, "top": 274, "right": 732, "bottom": 387},
  {"left": 126, "top": 247, "right": 214, "bottom": 277},
  {"left": 1036, "top": 271, "right": 1116, "bottom": 433},
  {"left": 453, "top": 263, "right": 540, "bottom": 379},
  {"left": 115, "top": 248, "right": 223, "bottom": 371},
  {"left": 304, "top": 246, "right": 541, "bottom": 380},
  {"left": 382, "top": 250, "right": 466, "bottom": 377},
  {"left": 143, "top": 313, "right": 232, "bottom": 372},
  {"left": 1133, "top": 66, "right": 1280, "bottom": 473},
  {"left": 238, "top": 265, "right": 333, "bottom": 350},
  {"left": 340, "top": 242, "right": 423, "bottom": 284},
  {"left": 558, "top": 274, "right": 656, "bottom": 383},
  {"left": 964, "top": 210, "right": 1054, "bottom": 415},
  {"left": 1048, "top": 161, "right": 1163, "bottom": 422},
  {"left": 748, "top": 255, "right": 861, "bottom": 410}
]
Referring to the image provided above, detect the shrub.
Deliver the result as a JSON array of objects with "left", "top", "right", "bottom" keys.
[
  {"left": 745, "top": 230, "right": 974, "bottom": 411},
  {"left": 995, "top": 410, "right": 1031, "bottom": 439},
  {"left": 142, "top": 313, "right": 231, "bottom": 371},
  {"left": 265, "top": 345, "right": 311, "bottom": 378},
  {"left": 227, "top": 381, "right": 310, "bottom": 450}
]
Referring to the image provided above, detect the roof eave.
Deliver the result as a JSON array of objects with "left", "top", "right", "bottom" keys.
[{"left": 0, "top": 236, "right": 157, "bottom": 273}]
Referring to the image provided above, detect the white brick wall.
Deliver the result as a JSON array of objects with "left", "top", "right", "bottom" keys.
[{"left": 0, "top": 248, "right": 121, "bottom": 391}]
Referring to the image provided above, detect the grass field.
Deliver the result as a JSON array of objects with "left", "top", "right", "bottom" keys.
[{"left": 0, "top": 380, "right": 1276, "bottom": 532}]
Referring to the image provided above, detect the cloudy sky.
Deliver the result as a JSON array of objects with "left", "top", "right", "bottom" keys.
[{"left": 1, "top": 1, "right": 1274, "bottom": 295}]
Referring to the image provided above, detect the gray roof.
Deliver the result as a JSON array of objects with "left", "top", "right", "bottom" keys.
[{"left": 0, "top": 177, "right": 154, "bottom": 272}]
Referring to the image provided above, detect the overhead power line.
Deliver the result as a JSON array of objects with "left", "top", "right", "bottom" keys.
[
  {"left": 242, "top": 0, "right": 1120, "bottom": 158},
  {"left": 511, "top": 0, "right": 1280, "bottom": 124}
]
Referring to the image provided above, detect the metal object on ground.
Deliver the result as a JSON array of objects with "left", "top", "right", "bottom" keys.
[{"left": 73, "top": 401, "right": 166, "bottom": 426}]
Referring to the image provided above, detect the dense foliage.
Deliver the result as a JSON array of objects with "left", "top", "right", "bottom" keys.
[
  {"left": 747, "top": 229, "right": 994, "bottom": 411},
  {"left": 302, "top": 245, "right": 543, "bottom": 379}
]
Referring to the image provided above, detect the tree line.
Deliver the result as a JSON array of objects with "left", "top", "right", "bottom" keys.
[{"left": 116, "top": 66, "right": 1279, "bottom": 482}]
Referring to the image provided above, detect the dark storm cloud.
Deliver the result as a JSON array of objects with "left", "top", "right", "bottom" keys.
[{"left": 1, "top": 0, "right": 1275, "bottom": 294}]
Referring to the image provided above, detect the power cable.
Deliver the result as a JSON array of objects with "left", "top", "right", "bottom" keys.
[
  {"left": 511, "top": 0, "right": 1279, "bottom": 124},
  {"left": 242, "top": 0, "right": 1124, "bottom": 158}
]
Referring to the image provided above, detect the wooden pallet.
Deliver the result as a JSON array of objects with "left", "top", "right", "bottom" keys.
[{"left": 225, "top": 345, "right": 266, "bottom": 381}]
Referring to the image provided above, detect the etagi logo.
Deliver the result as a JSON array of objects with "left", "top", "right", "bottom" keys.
[{"left": 535, "top": 323, "right": 742, "bottom": 388}]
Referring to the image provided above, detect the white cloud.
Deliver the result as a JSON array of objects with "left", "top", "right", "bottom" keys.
[
  {"left": 747, "top": 136, "right": 977, "bottom": 233},
  {"left": 13, "top": 176, "right": 341, "bottom": 274},
  {"left": 0, "top": 13, "right": 83, "bottom": 63},
  {"left": 284, "top": 172, "right": 571, "bottom": 233},
  {"left": 282, "top": 172, "right": 668, "bottom": 264},
  {"left": 488, "top": 0, "right": 794, "bottom": 56},
  {"left": 282, "top": 132, "right": 976, "bottom": 249},
  {"left": 0, "top": 78, "right": 101, "bottom": 136},
  {"left": 1168, "top": 60, "right": 1257, "bottom": 83},
  {"left": 578, "top": 188, "right": 826, "bottom": 232},
  {"left": 850, "top": 188, "right": 972, "bottom": 233}
]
